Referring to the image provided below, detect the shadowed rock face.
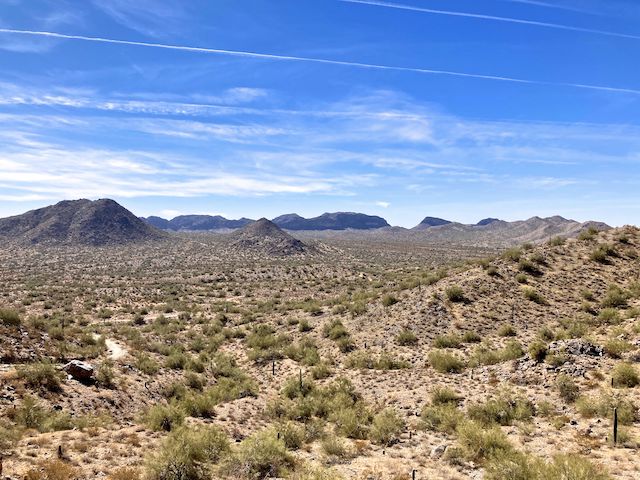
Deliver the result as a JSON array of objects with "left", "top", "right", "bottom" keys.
[
  {"left": 413, "top": 217, "right": 452, "bottom": 229},
  {"left": 0, "top": 199, "right": 166, "bottom": 246},
  {"left": 142, "top": 215, "right": 254, "bottom": 231},
  {"left": 272, "top": 212, "right": 390, "bottom": 230},
  {"left": 230, "top": 218, "right": 309, "bottom": 256}
]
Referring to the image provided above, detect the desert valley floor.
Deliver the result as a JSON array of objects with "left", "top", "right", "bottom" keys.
[{"left": 1, "top": 225, "right": 640, "bottom": 480}]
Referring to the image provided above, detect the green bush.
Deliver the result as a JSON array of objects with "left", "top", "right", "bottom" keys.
[
  {"left": 17, "top": 361, "right": 64, "bottom": 392},
  {"left": 556, "top": 374, "right": 579, "bottom": 403},
  {"left": 431, "top": 386, "right": 462, "bottom": 405},
  {"left": 602, "top": 285, "right": 629, "bottom": 309},
  {"left": 381, "top": 294, "right": 399, "bottom": 307},
  {"left": 428, "top": 350, "right": 465, "bottom": 373},
  {"left": 462, "top": 331, "right": 481, "bottom": 343},
  {"left": 498, "top": 324, "right": 517, "bottom": 337},
  {"left": 345, "top": 351, "right": 409, "bottom": 370},
  {"left": 590, "top": 244, "right": 616, "bottom": 264},
  {"left": 576, "top": 393, "right": 636, "bottom": 424},
  {"left": 523, "top": 287, "right": 548, "bottom": 305},
  {"left": 445, "top": 286, "right": 466, "bottom": 303},
  {"left": 369, "top": 408, "right": 405, "bottom": 446},
  {"left": 396, "top": 328, "right": 418, "bottom": 346},
  {"left": 146, "top": 425, "right": 230, "bottom": 480},
  {"left": 456, "top": 420, "right": 513, "bottom": 463},
  {"left": 612, "top": 362, "right": 639, "bottom": 388},
  {"left": 604, "top": 338, "right": 633, "bottom": 358},
  {"left": 0, "top": 307, "right": 21, "bottom": 326},
  {"left": 486, "top": 452, "right": 610, "bottom": 480},
  {"left": 144, "top": 404, "right": 185, "bottom": 432},
  {"left": 597, "top": 308, "right": 621, "bottom": 325},
  {"left": 528, "top": 341, "right": 548, "bottom": 363},
  {"left": 467, "top": 396, "right": 534, "bottom": 426},
  {"left": 421, "top": 404, "right": 462, "bottom": 433},
  {"left": 432, "top": 334, "right": 462, "bottom": 348},
  {"left": 225, "top": 428, "right": 294, "bottom": 478}
]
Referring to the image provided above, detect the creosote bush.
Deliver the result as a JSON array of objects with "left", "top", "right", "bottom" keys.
[
  {"left": 17, "top": 361, "right": 64, "bottom": 392},
  {"left": 369, "top": 408, "right": 405, "bottom": 446},
  {"left": 146, "top": 425, "right": 230, "bottom": 480},
  {"left": 445, "top": 286, "right": 466, "bottom": 303},
  {"left": 428, "top": 350, "right": 465, "bottom": 373},
  {"left": 0, "top": 307, "right": 21, "bottom": 326},
  {"left": 612, "top": 362, "right": 639, "bottom": 388},
  {"left": 396, "top": 328, "right": 418, "bottom": 346},
  {"left": 556, "top": 374, "right": 579, "bottom": 403},
  {"left": 224, "top": 428, "right": 294, "bottom": 479}
]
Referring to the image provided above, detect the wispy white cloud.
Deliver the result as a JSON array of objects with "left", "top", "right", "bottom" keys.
[
  {"left": 1, "top": 28, "right": 639, "bottom": 96},
  {"left": 90, "top": 0, "right": 189, "bottom": 38},
  {"left": 375, "top": 201, "right": 390, "bottom": 208},
  {"left": 338, "top": 0, "right": 640, "bottom": 41}
]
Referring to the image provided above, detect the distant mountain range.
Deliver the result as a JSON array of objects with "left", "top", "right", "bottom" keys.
[
  {"left": 142, "top": 212, "right": 390, "bottom": 231},
  {"left": 0, "top": 199, "right": 164, "bottom": 246},
  {"left": 144, "top": 215, "right": 253, "bottom": 231},
  {"left": 0, "top": 199, "right": 611, "bottom": 248}
]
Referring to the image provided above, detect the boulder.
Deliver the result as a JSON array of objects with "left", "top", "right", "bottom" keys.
[{"left": 63, "top": 360, "right": 94, "bottom": 380}]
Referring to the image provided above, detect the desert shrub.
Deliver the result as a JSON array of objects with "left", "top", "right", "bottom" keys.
[
  {"left": 431, "top": 386, "right": 462, "bottom": 405},
  {"left": 528, "top": 341, "right": 548, "bottom": 363},
  {"left": 276, "top": 421, "right": 304, "bottom": 450},
  {"left": 331, "top": 406, "right": 372, "bottom": 439},
  {"left": 462, "top": 331, "right": 481, "bottom": 343},
  {"left": 576, "top": 393, "right": 636, "bottom": 424},
  {"left": 24, "top": 460, "right": 80, "bottom": 480},
  {"left": 146, "top": 425, "right": 229, "bottom": 480},
  {"left": 596, "top": 308, "right": 621, "bottom": 325},
  {"left": 467, "top": 396, "right": 534, "bottom": 426},
  {"left": 548, "top": 236, "right": 566, "bottom": 246},
  {"left": 369, "top": 408, "right": 405, "bottom": 446},
  {"left": 135, "top": 353, "right": 160, "bottom": 375},
  {"left": 321, "top": 436, "right": 348, "bottom": 459},
  {"left": 381, "top": 294, "right": 399, "bottom": 307},
  {"left": 501, "top": 340, "right": 525, "bottom": 361},
  {"left": 432, "top": 334, "right": 462, "bottom": 348},
  {"left": 180, "top": 392, "right": 217, "bottom": 418},
  {"left": 396, "top": 328, "right": 418, "bottom": 346},
  {"left": 456, "top": 420, "right": 513, "bottom": 463},
  {"left": 282, "top": 374, "right": 315, "bottom": 399},
  {"left": 246, "top": 324, "right": 289, "bottom": 363},
  {"left": 421, "top": 404, "right": 463, "bottom": 433},
  {"left": 107, "top": 467, "right": 142, "bottom": 480},
  {"left": 445, "top": 286, "right": 466, "bottom": 303},
  {"left": 486, "top": 265, "right": 499, "bottom": 277},
  {"left": 578, "top": 227, "right": 599, "bottom": 241},
  {"left": 0, "top": 417, "right": 21, "bottom": 450},
  {"left": 345, "top": 351, "right": 409, "bottom": 370},
  {"left": 612, "top": 362, "right": 639, "bottom": 388},
  {"left": 165, "top": 351, "right": 188, "bottom": 370},
  {"left": 515, "top": 273, "right": 528, "bottom": 284},
  {"left": 311, "top": 362, "right": 333, "bottom": 379},
  {"left": 428, "top": 350, "right": 465, "bottom": 373},
  {"left": 498, "top": 324, "right": 517, "bottom": 337},
  {"left": 485, "top": 452, "right": 610, "bottom": 480},
  {"left": 518, "top": 258, "right": 540, "bottom": 275},
  {"left": 523, "top": 287, "right": 548, "bottom": 305},
  {"left": 144, "top": 404, "right": 185, "bottom": 432},
  {"left": 0, "top": 307, "right": 21, "bottom": 326},
  {"left": 556, "top": 374, "right": 579, "bottom": 403},
  {"left": 502, "top": 247, "right": 522, "bottom": 262},
  {"left": 298, "top": 319, "right": 312, "bottom": 332},
  {"left": 96, "top": 361, "right": 116, "bottom": 388},
  {"left": 323, "top": 319, "right": 350, "bottom": 340},
  {"left": 225, "top": 428, "right": 294, "bottom": 478},
  {"left": 17, "top": 361, "right": 64, "bottom": 392},
  {"left": 604, "top": 338, "right": 633, "bottom": 358},
  {"left": 602, "top": 285, "right": 629, "bottom": 309},
  {"left": 285, "top": 338, "right": 320, "bottom": 366},
  {"left": 591, "top": 244, "right": 616, "bottom": 264}
]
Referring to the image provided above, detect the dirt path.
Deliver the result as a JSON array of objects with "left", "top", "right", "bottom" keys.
[{"left": 92, "top": 334, "right": 128, "bottom": 361}]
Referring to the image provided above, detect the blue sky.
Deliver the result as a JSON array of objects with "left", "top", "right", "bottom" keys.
[{"left": 0, "top": 0, "right": 638, "bottom": 227}]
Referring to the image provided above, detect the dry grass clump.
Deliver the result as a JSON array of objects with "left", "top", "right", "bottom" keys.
[
  {"left": 25, "top": 460, "right": 80, "bottom": 480},
  {"left": 345, "top": 351, "right": 410, "bottom": 370},
  {"left": 17, "top": 361, "right": 64, "bottom": 392},
  {"left": 0, "top": 307, "right": 21, "bottom": 326},
  {"left": 576, "top": 392, "right": 637, "bottom": 424},
  {"left": 368, "top": 408, "right": 405, "bottom": 445},
  {"left": 612, "top": 362, "right": 639, "bottom": 388}
]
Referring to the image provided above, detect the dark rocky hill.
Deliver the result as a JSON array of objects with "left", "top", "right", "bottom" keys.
[
  {"left": 142, "top": 215, "right": 253, "bottom": 231},
  {"left": 272, "top": 212, "right": 389, "bottom": 230},
  {"left": 0, "top": 199, "right": 165, "bottom": 246},
  {"left": 413, "top": 216, "right": 452, "bottom": 229},
  {"left": 230, "top": 218, "right": 309, "bottom": 255}
]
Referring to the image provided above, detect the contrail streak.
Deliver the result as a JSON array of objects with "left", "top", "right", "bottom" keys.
[
  {"left": 339, "top": 0, "right": 640, "bottom": 40},
  {"left": 0, "top": 28, "right": 639, "bottom": 96},
  {"left": 497, "top": 0, "right": 597, "bottom": 15}
]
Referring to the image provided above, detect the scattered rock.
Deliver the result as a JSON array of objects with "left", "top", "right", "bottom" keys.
[
  {"left": 431, "top": 444, "right": 447, "bottom": 458},
  {"left": 63, "top": 360, "right": 94, "bottom": 381}
]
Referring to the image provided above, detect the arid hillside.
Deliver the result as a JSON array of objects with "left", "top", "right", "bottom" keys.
[{"left": 0, "top": 226, "right": 638, "bottom": 480}]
